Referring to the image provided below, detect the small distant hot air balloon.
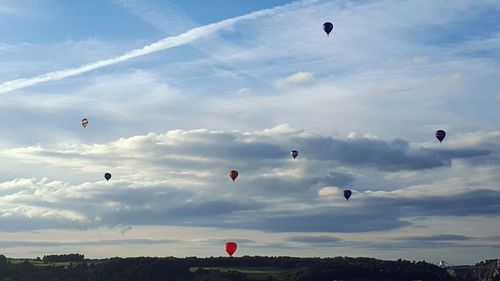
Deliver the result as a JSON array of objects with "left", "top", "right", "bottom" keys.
[
  {"left": 291, "top": 150, "right": 299, "bottom": 159},
  {"left": 225, "top": 242, "right": 237, "bottom": 257},
  {"left": 104, "top": 173, "right": 112, "bottom": 181},
  {"left": 435, "top": 130, "right": 446, "bottom": 143},
  {"left": 81, "top": 118, "right": 88, "bottom": 128},
  {"left": 343, "top": 190, "right": 352, "bottom": 201},
  {"left": 229, "top": 170, "right": 238, "bottom": 182},
  {"left": 323, "top": 22, "right": 334, "bottom": 36}
]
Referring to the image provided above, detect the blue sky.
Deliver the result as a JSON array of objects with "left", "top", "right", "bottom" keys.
[{"left": 0, "top": 0, "right": 499, "bottom": 264}]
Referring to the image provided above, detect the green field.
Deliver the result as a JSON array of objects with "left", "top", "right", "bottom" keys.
[
  {"left": 191, "top": 266, "right": 288, "bottom": 280},
  {"left": 9, "top": 258, "right": 89, "bottom": 267}
]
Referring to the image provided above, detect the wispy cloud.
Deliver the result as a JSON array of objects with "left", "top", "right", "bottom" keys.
[
  {"left": 0, "top": 42, "right": 33, "bottom": 52},
  {"left": 0, "top": 238, "right": 179, "bottom": 248},
  {"left": 0, "top": 1, "right": 303, "bottom": 95},
  {"left": 275, "top": 71, "right": 314, "bottom": 87},
  {"left": 0, "top": 4, "right": 26, "bottom": 16},
  {"left": 110, "top": 0, "right": 195, "bottom": 34},
  {"left": 287, "top": 235, "right": 343, "bottom": 244}
]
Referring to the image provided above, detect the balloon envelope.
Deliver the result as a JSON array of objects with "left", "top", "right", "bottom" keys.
[
  {"left": 104, "top": 173, "right": 112, "bottom": 181},
  {"left": 291, "top": 150, "right": 298, "bottom": 159},
  {"left": 435, "top": 130, "right": 446, "bottom": 142},
  {"left": 343, "top": 190, "right": 352, "bottom": 200},
  {"left": 323, "top": 22, "right": 334, "bottom": 36},
  {"left": 81, "top": 118, "right": 88, "bottom": 128},
  {"left": 225, "top": 242, "right": 237, "bottom": 257},
  {"left": 229, "top": 170, "right": 238, "bottom": 181}
]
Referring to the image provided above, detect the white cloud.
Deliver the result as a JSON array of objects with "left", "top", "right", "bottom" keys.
[
  {"left": 111, "top": 0, "right": 195, "bottom": 34},
  {"left": 244, "top": 124, "right": 307, "bottom": 138},
  {"left": 318, "top": 186, "right": 342, "bottom": 197},
  {"left": 275, "top": 71, "right": 314, "bottom": 87},
  {"left": 347, "top": 132, "right": 379, "bottom": 140},
  {"left": 0, "top": 42, "right": 33, "bottom": 52},
  {"left": 347, "top": 132, "right": 358, "bottom": 139}
]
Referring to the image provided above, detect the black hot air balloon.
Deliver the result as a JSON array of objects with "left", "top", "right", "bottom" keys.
[
  {"left": 343, "top": 190, "right": 352, "bottom": 201},
  {"left": 323, "top": 22, "right": 334, "bottom": 36},
  {"left": 291, "top": 150, "right": 298, "bottom": 159},
  {"left": 104, "top": 173, "right": 112, "bottom": 181},
  {"left": 435, "top": 130, "right": 446, "bottom": 143}
]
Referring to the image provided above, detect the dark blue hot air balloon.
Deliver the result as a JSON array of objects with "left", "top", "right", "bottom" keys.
[
  {"left": 323, "top": 22, "right": 334, "bottom": 36},
  {"left": 291, "top": 150, "right": 298, "bottom": 159},
  {"left": 343, "top": 190, "right": 352, "bottom": 201},
  {"left": 435, "top": 130, "right": 446, "bottom": 143},
  {"left": 104, "top": 172, "right": 112, "bottom": 181}
]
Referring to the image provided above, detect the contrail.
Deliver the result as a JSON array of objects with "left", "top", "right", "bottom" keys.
[{"left": 0, "top": 1, "right": 302, "bottom": 95}]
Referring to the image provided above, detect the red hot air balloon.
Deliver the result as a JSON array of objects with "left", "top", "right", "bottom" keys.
[
  {"left": 229, "top": 170, "right": 238, "bottom": 182},
  {"left": 435, "top": 130, "right": 446, "bottom": 143},
  {"left": 225, "top": 242, "right": 237, "bottom": 257},
  {"left": 291, "top": 150, "right": 298, "bottom": 159},
  {"left": 323, "top": 22, "right": 334, "bottom": 36}
]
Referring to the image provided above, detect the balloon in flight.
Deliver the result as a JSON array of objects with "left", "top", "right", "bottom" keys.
[
  {"left": 343, "top": 190, "right": 352, "bottom": 201},
  {"left": 104, "top": 173, "right": 112, "bottom": 181},
  {"left": 81, "top": 118, "right": 88, "bottom": 128},
  {"left": 323, "top": 22, "right": 334, "bottom": 36},
  {"left": 225, "top": 242, "right": 237, "bottom": 257},
  {"left": 435, "top": 130, "right": 446, "bottom": 143},
  {"left": 291, "top": 150, "right": 298, "bottom": 159},
  {"left": 229, "top": 170, "right": 239, "bottom": 182}
]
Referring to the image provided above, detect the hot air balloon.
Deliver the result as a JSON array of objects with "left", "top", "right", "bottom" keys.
[
  {"left": 225, "top": 242, "right": 237, "bottom": 257},
  {"left": 435, "top": 130, "right": 446, "bottom": 143},
  {"left": 229, "top": 170, "right": 238, "bottom": 182},
  {"left": 323, "top": 22, "right": 334, "bottom": 36},
  {"left": 81, "top": 118, "right": 88, "bottom": 128},
  {"left": 343, "top": 190, "right": 352, "bottom": 201},
  {"left": 104, "top": 173, "right": 112, "bottom": 181},
  {"left": 291, "top": 150, "right": 298, "bottom": 159}
]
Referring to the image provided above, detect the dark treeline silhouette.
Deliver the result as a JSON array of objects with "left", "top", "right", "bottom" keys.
[
  {"left": 42, "top": 254, "right": 85, "bottom": 262},
  {"left": 0, "top": 254, "right": 497, "bottom": 281},
  {"left": 451, "top": 260, "right": 500, "bottom": 281},
  {"left": 0, "top": 256, "right": 191, "bottom": 281}
]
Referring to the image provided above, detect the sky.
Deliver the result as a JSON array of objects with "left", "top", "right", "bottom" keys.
[{"left": 0, "top": 0, "right": 499, "bottom": 265}]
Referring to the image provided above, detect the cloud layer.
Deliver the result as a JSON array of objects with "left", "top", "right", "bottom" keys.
[{"left": 0, "top": 126, "right": 498, "bottom": 234}]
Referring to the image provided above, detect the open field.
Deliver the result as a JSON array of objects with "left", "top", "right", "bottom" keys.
[
  {"left": 191, "top": 266, "right": 288, "bottom": 280},
  {"left": 9, "top": 258, "right": 90, "bottom": 267}
]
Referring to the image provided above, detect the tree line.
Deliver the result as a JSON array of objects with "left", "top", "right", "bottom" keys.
[{"left": 0, "top": 254, "right": 496, "bottom": 281}]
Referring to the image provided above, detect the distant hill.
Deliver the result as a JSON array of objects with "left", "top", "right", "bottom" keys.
[{"left": 0, "top": 254, "right": 498, "bottom": 281}]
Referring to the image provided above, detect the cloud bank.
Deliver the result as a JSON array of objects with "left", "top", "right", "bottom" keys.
[{"left": 0, "top": 126, "right": 498, "bottom": 234}]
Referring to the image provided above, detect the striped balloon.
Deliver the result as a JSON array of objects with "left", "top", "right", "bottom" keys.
[{"left": 81, "top": 118, "right": 89, "bottom": 128}]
